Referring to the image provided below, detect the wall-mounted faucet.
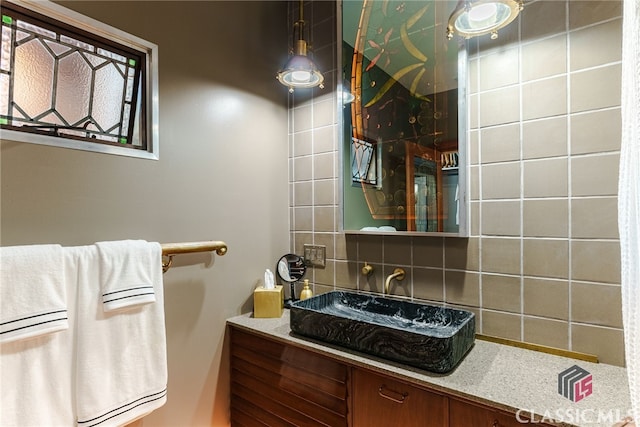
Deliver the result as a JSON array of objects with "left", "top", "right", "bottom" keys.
[
  {"left": 385, "top": 268, "right": 405, "bottom": 294},
  {"left": 361, "top": 262, "right": 374, "bottom": 276}
]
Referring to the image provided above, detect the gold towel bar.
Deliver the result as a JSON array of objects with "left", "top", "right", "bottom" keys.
[
  {"left": 161, "top": 241, "right": 227, "bottom": 256},
  {"left": 160, "top": 241, "right": 227, "bottom": 272}
]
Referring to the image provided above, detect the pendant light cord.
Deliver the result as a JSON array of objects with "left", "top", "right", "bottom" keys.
[{"left": 293, "top": 0, "right": 305, "bottom": 46}]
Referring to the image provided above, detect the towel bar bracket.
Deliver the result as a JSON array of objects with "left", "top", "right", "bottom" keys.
[
  {"left": 162, "top": 255, "right": 173, "bottom": 273},
  {"left": 159, "top": 241, "right": 227, "bottom": 272}
]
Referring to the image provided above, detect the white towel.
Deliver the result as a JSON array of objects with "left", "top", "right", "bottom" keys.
[
  {"left": 75, "top": 243, "right": 167, "bottom": 427},
  {"left": 95, "top": 240, "right": 159, "bottom": 311},
  {"left": 0, "top": 244, "right": 68, "bottom": 343},
  {"left": 0, "top": 245, "right": 78, "bottom": 426}
]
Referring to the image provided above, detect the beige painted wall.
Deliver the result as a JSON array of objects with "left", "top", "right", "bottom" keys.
[
  {"left": 0, "top": 1, "right": 289, "bottom": 425},
  {"left": 290, "top": 0, "right": 626, "bottom": 366}
]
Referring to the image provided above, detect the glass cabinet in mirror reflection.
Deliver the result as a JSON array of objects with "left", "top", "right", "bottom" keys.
[{"left": 342, "top": 0, "right": 468, "bottom": 235}]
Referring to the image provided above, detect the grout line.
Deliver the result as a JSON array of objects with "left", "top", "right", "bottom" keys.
[
  {"left": 518, "top": 9, "right": 525, "bottom": 342},
  {"left": 473, "top": 33, "right": 482, "bottom": 334},
  {"left": 289, "top": 90, "right": 295, "bottom": 252},
  {"left": 565, "top": 0, "right": 573, "bottom": 353}
]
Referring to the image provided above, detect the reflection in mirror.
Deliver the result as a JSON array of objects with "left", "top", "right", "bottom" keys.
[
  {"left": 341, "top": 0, "right": 467, "bottom": 235},
  {"left": 276, "top": 254, "right": 307, "bottom": 307}
]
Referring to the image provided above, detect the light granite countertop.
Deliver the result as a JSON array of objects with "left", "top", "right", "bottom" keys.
[{"left": 227, "top": 311, "right": 632, "bottom": 427}]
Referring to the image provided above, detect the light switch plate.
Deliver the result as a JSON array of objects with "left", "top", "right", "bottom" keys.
[{"left": 303, "top": 244, "right": 326, "bottom": 268}]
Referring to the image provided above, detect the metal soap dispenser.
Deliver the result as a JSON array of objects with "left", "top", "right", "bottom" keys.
[{"left": 299, "top": 279, "right": 313, "bottom": 300}]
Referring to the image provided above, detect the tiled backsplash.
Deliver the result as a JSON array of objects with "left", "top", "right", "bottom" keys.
[{"left": 288, "top": 0, "right": 624, "bottom": 366}]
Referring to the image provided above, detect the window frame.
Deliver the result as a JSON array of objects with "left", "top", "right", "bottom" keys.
[{"left": 0, "top": 0, "right": 159, "bottom": 160}]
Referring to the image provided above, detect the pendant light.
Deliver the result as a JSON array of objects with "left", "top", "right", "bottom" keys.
[
  {"left": 446, "top": 0, "right": 524, "bottom": 40},
  {"left": 277, "top": 0, "right": 324, "bottom": 92}
]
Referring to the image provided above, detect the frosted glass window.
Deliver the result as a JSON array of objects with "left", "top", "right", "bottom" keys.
[{"left": 0, "top": 1, "right": 158, "bottom": 159}]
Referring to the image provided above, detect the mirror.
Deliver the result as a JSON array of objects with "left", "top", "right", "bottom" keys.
[
  {"left": 276, "top": 254, "right": 307, "bottom": 307},
  {"left": 341, "top": 0, "right": 468, "bottom": 235}
]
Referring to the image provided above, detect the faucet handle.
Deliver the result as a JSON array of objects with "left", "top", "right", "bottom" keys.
[
  {"left": 392, "top": 267, "right": 405, "bottom": 281},
  {"left": 361, "top": 262, "right": 374, "bottom": 276}
]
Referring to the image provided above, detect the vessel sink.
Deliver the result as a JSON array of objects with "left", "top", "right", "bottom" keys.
[{"left": 290, "top": 291, "right": 475, "bottom": 373}]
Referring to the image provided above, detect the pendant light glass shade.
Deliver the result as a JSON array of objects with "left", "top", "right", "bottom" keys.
[
  {"left": 277, "top": 40, "right": 324, "bottom": 92},
  {"left": 277, "top": 2, "right": 324, "bottom": 92},
  {"left": 447, "top": 0, "right": 524, "bottom": 40}
]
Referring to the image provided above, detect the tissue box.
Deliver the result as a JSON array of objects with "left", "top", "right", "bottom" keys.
[{"left": 253, "top": 285, "right": 284, "bottom": 318}]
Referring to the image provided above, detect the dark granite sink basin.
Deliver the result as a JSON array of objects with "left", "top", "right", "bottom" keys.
[{"left": 290, "top": 291, "right": 475, "bottom": 373}]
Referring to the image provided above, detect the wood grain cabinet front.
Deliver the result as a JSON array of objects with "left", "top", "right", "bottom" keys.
[
  {"left": 230, "top": 328, "right": 349, "bottom": 427},
  {"left": 449, "top": 397, "right": 554, "bottom": 426},
  {"left": 352, "top": 368, "right": 448, "bottom": 427}
]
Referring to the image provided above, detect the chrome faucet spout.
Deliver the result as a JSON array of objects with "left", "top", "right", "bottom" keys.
[{"left": 384, "top": 268, "right": 406, "bottom": 294}]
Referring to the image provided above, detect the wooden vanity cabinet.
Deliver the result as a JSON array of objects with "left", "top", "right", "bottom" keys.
[
  {"left": 229, "top": 327, "right": 555, "bottom": 427},
  {"left": 352, "top": 368, "right": 447, "bottom": 427},
  {"left": 449, "top": 397, "right": 550, "bottom": 426}
]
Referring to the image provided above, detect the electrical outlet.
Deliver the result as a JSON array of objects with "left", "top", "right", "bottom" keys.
[{"left": 303, "top": 244, "right": 326, "bottom": 268}]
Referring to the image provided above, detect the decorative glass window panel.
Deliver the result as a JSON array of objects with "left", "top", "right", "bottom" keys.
[
  {"left": 0, "top": 0, "right": 158, "bottom": 159},
  {"left": 351, "top": 137, "right": 377, "bottom": 186}
]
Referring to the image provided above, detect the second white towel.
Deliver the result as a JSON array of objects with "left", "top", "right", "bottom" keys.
[
  {"left": 95, "top": 240, "right": 159, "bottom": 312},
  {"left": 74, "top": 244, "right": 168, "bottom": 427}
]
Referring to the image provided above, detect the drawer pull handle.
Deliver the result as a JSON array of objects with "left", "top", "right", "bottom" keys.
[
  {"left": 492, "top": 420, "right": 499, "bottom": 427},
  {"left": 378, "top": 384, "right": 408, "bottom": 404}
]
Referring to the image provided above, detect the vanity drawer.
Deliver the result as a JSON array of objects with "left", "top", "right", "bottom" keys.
[
  {"left": 352, "top": 368, "right": 447, "bottom": 427},
  {"left": 449, "top": 397, "right": 554, "bottom": 427}
]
